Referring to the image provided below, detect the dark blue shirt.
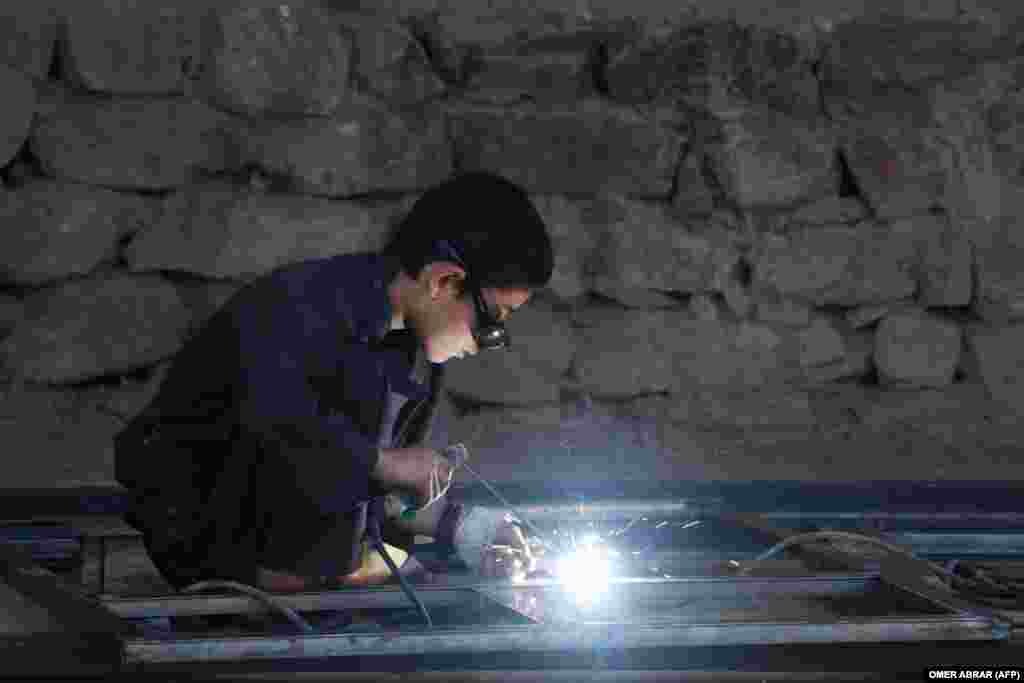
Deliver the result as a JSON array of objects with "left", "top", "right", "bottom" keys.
[{"left": 115, "top": 251, "right": 441, "bottom": 581}]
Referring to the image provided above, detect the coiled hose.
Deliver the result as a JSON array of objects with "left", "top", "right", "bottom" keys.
[
  {"left": 741, "top": 530, "right": 1023, "bottom": 613},
  {"left": 180, "top": 579, "right": 315, "bottom": 634}
]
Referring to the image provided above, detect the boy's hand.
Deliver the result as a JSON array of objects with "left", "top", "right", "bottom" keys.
[
  {"left": 480, "top": 519, "right": 537, "bottom": 581},
  {"left": 372, "top": 447, "right": 453, "bottom": 506},
  {"left": 454, "top": 508, "right": 543, "bottom": 581}
]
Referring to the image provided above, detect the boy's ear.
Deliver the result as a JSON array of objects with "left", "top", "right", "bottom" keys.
[{"left": 424, "top": 262, "right": 467, "bottom": 299}]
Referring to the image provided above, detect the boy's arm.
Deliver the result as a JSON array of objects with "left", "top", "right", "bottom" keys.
[{"left": 236, "top": 337, "right": 383, "bottom": 515}]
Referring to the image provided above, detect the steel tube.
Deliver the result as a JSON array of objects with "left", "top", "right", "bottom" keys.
[
  {"left": 102, "top": 574, "right": 881, "bottom": 620},
  {"left": 890, "top": 533, "right": 1024, "bottom": 557},
  {"left": 124, "top": 616, "right": 999, "bottom": 665}
]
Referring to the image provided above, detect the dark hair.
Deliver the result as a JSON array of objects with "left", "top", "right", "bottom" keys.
[{"left": 384, "top": 171, "right": 554, "bottom": 292}]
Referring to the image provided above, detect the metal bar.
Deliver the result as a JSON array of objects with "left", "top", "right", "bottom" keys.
[
  {"left": 0, "top": 543, "right": 127, "bottom": 676},
  {"left": 884, "top": 533, "right": 1024, "bottom": 557},
  {"left": 878, "top": 553, "right": 1013, "bottom": 635},
  {"left": 124, "top": 616, "right": 1000, "bottom": 665},
  {"left": 102, "top": 574, "right": 882, "bottom": 620},
  {"left": 0, "top": 541, "right": 132, "bottom": 638},
  {"left": 4, "top": 481, "right": 1024, "bottom": 520}
]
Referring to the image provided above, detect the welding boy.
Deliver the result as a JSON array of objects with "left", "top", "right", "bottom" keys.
[{"left": 114, "top": 171, "right": 554, "bottom": 592}]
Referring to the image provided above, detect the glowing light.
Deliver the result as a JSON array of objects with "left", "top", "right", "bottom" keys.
[{"left": 555, "top": 533, "right": 612, "bottom": 604}]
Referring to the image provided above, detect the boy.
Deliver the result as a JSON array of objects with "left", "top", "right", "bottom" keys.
[{"left": 115, "top": 171, "right": 554, "bottom": 591}]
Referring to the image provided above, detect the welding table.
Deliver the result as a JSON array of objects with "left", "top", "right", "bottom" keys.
[{"left": 0, "top": 480, "right": 1022, "bottom": 678}]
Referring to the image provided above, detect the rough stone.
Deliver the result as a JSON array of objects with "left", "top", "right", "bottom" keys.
[
  {"left": 672, "top": 149, "right": 716, "bottom": 217},
  {"left": 0, "top": 383, "right": 123, "bottom": 486},
  {"left": 688, "top": 292, "right": 721, "bottom": 321},
  {"left": 861, "top": 384, "right": 988, "bottom": 433},
  {"left": 968, "top": 323, "right": 1024, "bottom": 415},
  {"left": 720, "top": 273, "right": 754, "bottom": 319},
  {"left": 0, "top": 64, "right": 36, "bottom": 168},
  {"left": 571, "top": 309, "right": 678, "bottom": 397},
  {"left": 464, "top": 51, "right": 593, "bottom": 106},
  {"left": 125, "top": 183, "right": 385, "bottom": 279},
  {"left": 688, "top": 389, "right": 817, "bottom": 431},
  {"left": 706, "top": 107, "right": 837, "bottom": 209},
  {"left": 821, "top": 15, "right": 1001, "bottom": 101},
  {"left": 797, "top": 317, "right": 845, "bottom": 368},
  {"left": 446, "top": 403, "right": 567, "bottom": 450},
  {"left": 0, "top": 273, "right": 191, "bottom": 384},
  {"left": 444, "top": 301, "right": 575, "bottom": 406},
  {"left": 586, "top": 195, "right": 740, "bottom": 295},
  {"left": 193, "top": 0, "right": 353, "bottom": 117},
  {"left": 624, "top": 388, "right": 816, "bottom": 432},
  {"left": 529, "top": 194, "right": 599, "bottom": 299},
  {"left": 959, "top": 0, "right": 1024, "bottom": 49},
  {"left": 446, "top": 99, "right": 684, "bottom": 198},
  {"left": 930, "top": 61, "right": 1024, "bottom": 320},
  {"left": 230, "top": 95, "right": 452, "bottom": 198},
  {"left": 0, "top": 180, "right": 158, "bottom": 286},
  {"left": 30, "top": 95, "right": 232, "bottom": 191},
  {"left": 60, "top": 0, "right": 201, "bottom": 95},
  {"left": 858, "top": 383, "right": 1021, "bottom": 458},
  {"left": 888, "top": 212, "right": 972, "bottom": 307},
  {"left": 447, "top": 354, "right": 561, "bottom": 407},
  {"left": 930, "top": 60, "right": 1021, "bottom": 218},
  {"left": 0, "top": 3, "right": 58, "bottom": 79},
  {"left": 836, "top": 95, "right": 949, "bottom": 219},
  {"left": 874, "top": 311, "right": 961, "bottom": 388},
  {"left": 573, "top": 310, "right": 797, "bottom": 397},
  {"left": 451, "top": 3, "right": 584, "bottom": 51},
  {"left": 985, "top": 85, "right": 1024, "bottom": 180},
  {"left": 801, "top": 327, "right": 873, "bottom": 385},
  {"left": 605, "top": 20, "right": 821, "bottom": 120},
  {"left": 789, "top": 196, "right": 868, "bottom": 226},
  {"left": 756, "top": 297, "right": 812, "bottom": 327},
  {"left": 846, "top": 299, "right": 918, "bottom": 329},
  {"left": 333, "top": 12, "right": 445, "bottom": 105},
  {"left": 959, "top": 181, "right": 1024, "bottom": 323},
  {"left": 751, "top": 225, "right": 917, "bottom": 307},
  {"left": 592, "top": 286, "right": 682, "bottom": 310},
  {"left": 0, "top": 295, "right": 23, "bottom": 339}
]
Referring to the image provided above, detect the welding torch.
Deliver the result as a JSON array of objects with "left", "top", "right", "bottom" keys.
[
  {"left": 395, "top": 443, "right": 556, "bottom": 554},
  {"left": 441, "top": 443, "right": 558, "bottom": 554}
]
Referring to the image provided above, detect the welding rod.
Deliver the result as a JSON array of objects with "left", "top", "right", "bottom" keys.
[{"left": 441, "top": 444, "right": 557, "bottom": 552}]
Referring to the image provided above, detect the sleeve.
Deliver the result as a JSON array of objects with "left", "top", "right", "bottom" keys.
[{"left": 233, "top": 293, "right": 382, "bottom": 516}]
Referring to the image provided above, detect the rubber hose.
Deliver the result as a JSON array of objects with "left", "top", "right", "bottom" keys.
[{"left": 180, "top": 579, "right": 315, "bottom": 634}]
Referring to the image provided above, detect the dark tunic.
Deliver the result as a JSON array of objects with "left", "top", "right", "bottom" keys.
[{"left": 114, "top": 251, "right": 444, "bottom": 588}]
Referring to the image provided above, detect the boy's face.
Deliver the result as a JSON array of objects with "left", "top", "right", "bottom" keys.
[{"left": 412, "top": 263, "right": 531, "bottom": 363}]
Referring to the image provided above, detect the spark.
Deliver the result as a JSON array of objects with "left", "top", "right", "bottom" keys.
[{"left": 555, "top": 532, "right": 612, "bottom": 605}]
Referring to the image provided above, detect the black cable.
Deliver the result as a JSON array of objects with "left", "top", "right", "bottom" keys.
[
  {"left": 180, "top": 580, "right": 315, "bottom": 634},
  {"left": 367, "top": 496, "right": 433, "bottom": 629}
]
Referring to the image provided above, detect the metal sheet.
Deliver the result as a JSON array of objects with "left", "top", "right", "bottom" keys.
[
  {"left": 125, "top": 616, "right": 999, "bottom": 665},
  {"left": 102, "top": 574, "right": 881, "bottom": 620}
]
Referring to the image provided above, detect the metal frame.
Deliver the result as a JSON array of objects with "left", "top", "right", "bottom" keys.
[{"left": 0, "top": 481, "right": 1021, "bottom": 676}]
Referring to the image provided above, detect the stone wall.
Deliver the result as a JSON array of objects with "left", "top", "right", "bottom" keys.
[{"left": 1, "top": 0, "right": 1022, "bottom": 487}]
